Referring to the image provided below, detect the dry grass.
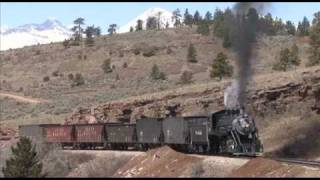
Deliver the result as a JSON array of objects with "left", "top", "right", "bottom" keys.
[
  {"left": 0, "top": 26, "right": 313, "bottom": 126},
  {"left": 40, "top": 144, "right": 94, "bottom": 177},
  {"left": 67, "top": 154, "right": 131, "bottom": 177}
]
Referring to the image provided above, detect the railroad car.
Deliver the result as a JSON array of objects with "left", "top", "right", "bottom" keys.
[
  {"left": 136, "top": 117, "right": 163, "bottom": 150},
  {"left": 74, "top": 123, "right": 105, "bottom": 149},
  {"left": 43, "top": 124, "right": 74, "bottom": 148},
  {"left": 105, "top": 122, "right": 136, "bottom": 150}
]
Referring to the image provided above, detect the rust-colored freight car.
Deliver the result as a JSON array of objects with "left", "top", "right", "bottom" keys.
[
  {"left": 43, "top": 125, "right": 74, "bottom": 145},
  {"left": 75, "top": 124, "right": 104, "bottom": 143}
]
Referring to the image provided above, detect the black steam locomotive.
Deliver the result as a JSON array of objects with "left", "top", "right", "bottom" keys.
[{"left": 19, "top": 108, "right": 263, "bottom": 156}]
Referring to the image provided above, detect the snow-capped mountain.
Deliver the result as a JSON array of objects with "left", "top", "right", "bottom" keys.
[
  {"left": 0, "top": 18, "right": 72, "bottom": 51},
  {"left": 118, "top": 7, "right": 177, "bottom": 33},
  {"left": 0, "top": 7, "right": 178, "bottom": 51}
]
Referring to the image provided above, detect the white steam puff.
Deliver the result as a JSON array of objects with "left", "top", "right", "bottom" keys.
[{"left": 224, "top": 81, "right": 240, "bottom": 110}]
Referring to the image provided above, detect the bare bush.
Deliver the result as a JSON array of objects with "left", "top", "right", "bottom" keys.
[
  {"left": 40, "top": 144, "right": 94, "bottom": 177},
  {"left": 190, "top": 161, "right": 205, "bottom": 177},
  {"left": 85, "top": 154, "right": 130, "bottom": 177},
  {"left": 123, "top": 62, "right": 128, "bottom": 68},
  {"left": 43, "top": 76, "right": 50, "bottom": 82},
  {"left": 52, "top": 70, "right": 59, "bottom": 77}
]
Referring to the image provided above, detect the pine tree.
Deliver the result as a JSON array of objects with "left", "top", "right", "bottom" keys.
[
  {"left": 263, "top": 13, "right": 276, "bottom": 36},
  {"left": 136, "top": 19, "right": 143, "bottom": 31},
  {"left": 108, "top": 24, "right": 117, "bottom": 35},
  {"left": 146, "top": 16, "right": 158, "bottom": 30},
  {"left": 297, "top": 16, "right": 310, "bottom": 36},
  {"left": 2, "top": 137, "right": 44, "bottom": 177},
  {"left": 172, "top": 8, "right": 182, "bottom": 27},
  {"left": 157, "top": 11, "right": 162, "bottom": 30},
  {"left": 193, "top": 10, "right": 202, "bottom": 25},
  {"left": 184, "top": 8, "right": 193, "bottom": 27},
  {"left": 85, "top": 25, "right": 95, "bottom": 46},
  {"left": 204, "top": 11, "right": 213, "bottom": 22},
  {"left": 94, "top": 27, "right": 101, "bottom": 37},
  {"left": 72, "top": 17, "right": 85, "bottom": 42},
  {"left": 273, "top": 48, "right": 291, "bottom": 71},
  {"left": 210, "top": 52, "right": 233, "bottom": 80},
  {"left": 307, "top": 11, "right": 320, "bottom": 66},
  {"left": 130, "top": 26, "right": 134, "bottom": 32},
  {"left": 273, "top": 45, "right": 300, "bottom": 71},
  {"left": 187, "top": 44, "right": 197, "bottom": 63},
  {"left": 285, "top": 21, "right": 296, "bottom": 35},
  {"left": 212, "top": 8, "right": 225, "bottom": 38},
  {"left": 221, "top": 8, "right": 234, "bottom": 48}
]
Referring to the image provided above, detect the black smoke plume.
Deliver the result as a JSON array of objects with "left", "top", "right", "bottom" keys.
[{"left": 228, "top": 3, "right": 267, "bottom": 107}]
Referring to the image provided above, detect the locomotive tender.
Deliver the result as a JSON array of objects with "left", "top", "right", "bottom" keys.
[{"left": 19, "top": 108, "right": 263, "bottom": 156}]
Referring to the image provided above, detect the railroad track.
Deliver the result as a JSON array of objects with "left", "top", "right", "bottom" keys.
[
  {"left": 271, "top": 158, "right": 320, "bottom": 168},
  {"left": 187, "top": 153, "right": 320, "bottom": 168}
]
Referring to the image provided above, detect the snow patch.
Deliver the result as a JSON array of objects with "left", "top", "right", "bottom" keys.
[{"left": 118, "top": 7, "right": 177, "bottom": 33}]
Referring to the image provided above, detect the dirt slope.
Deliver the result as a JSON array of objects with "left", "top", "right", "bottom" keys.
[{"left": 231, "top": 158, "right": 320, "bottom": 177}]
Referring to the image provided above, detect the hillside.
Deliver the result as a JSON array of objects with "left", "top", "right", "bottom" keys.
[
  {"left": 0, "top": 26, "right": 319, "bottom": 163},
  {"left": 0, "top": 27, "right": 313, "bottom": 124}
]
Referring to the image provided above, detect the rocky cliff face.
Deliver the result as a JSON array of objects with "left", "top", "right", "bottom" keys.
[{"left": 65, "top": 67, "right": 320, "bottom": 125}]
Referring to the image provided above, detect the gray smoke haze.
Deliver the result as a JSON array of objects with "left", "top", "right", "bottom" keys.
[{"left": 228, "top": 2, "right": 268, "bottom": 107}]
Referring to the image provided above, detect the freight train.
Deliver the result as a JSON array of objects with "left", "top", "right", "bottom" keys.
[{"left": 19, "top": 108, "right": 263, "bottom": 156}]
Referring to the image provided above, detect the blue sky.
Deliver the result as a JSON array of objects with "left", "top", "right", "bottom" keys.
[{"left": 1, "top": 2, "right": 320, "bottom": 34}]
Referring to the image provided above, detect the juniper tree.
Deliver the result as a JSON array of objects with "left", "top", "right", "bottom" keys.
[
  {"left": 210, "top": 52, "right": 233, "bottom": 80},
  {"left": 72, "top": 73, "right": 85, "bottom": 87},
  {"left": 197, "top": 21, "right": 210, "bottom": 36},
  {"left": 2, "top": 137, "right": 44, "bottom": 177},
  {"left": 150, "top": 64, "right": 166, "bottom": 80},
  {"left": 187, "top": 44, "right": 197, "bottom": 63},
  {"left": 179, "top": 70, "right": 193, "bottom": 84},
  {"left": 101, "top": 59, "right": 112, "bottom": 73},
  {"left": 290, "top": 44, "right": 300, "bottom": 66}
]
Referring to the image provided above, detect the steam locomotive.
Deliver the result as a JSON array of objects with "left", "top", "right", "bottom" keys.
[{"left": 19, "top": 108, "right": 263, "bottom": 156}]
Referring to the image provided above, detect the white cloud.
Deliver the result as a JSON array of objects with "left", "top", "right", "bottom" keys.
[{"left": 0, "top": 24, "right": 9, "bottom": 33}]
